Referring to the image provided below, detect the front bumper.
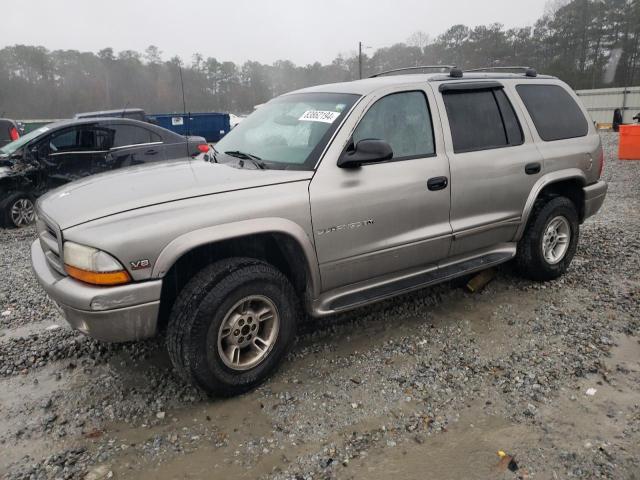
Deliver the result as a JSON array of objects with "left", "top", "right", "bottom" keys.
[
  {"left": 583, "top": 180, "right": 608, "bottom": 221},
  {"left": 31, "top": 240, "right": 162, "bottom": 342}
]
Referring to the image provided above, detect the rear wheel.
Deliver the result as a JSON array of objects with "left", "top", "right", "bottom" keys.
[
  {"left": 2, "top": 193, "right": 35, "bottom": 228},
  {"left": 166, "top": 258, "right": 299, "bottom": 397},
  {"left": 516, "top": 196, "right": 579, "bottom": 281}
]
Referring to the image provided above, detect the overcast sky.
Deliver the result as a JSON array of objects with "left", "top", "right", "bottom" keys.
[{"left": 1, "top": 0, "right": 549, "bottom": 65}]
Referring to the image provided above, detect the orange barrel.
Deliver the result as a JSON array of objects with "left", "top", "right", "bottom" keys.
[{"left": 619, "top": 124, "right": 640, "bottom": 160}]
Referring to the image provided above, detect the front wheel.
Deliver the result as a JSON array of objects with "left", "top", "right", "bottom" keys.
[
  {"left": 166, "top": 258, "right": 299, "bottom": 397},
  {"left": 3, "top": 193, "right": 36, "bottom": 228},
  {"left": 516, "top": 196, "right": 579, "bottom": 281}
]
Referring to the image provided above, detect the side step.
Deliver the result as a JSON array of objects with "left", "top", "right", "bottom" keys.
[{"left": 314, "top": 246, "right": 516, "bottom": 316}]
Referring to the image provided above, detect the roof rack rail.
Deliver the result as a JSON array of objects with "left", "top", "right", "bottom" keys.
[
  {"left": 465, "top": 66, "right": 538, "bottom": 77},
  {"left": 369, "top": 65, "right": 458, "bottom": 78}
]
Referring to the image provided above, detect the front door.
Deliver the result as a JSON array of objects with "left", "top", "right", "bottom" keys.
[
  {"left": 37, "top": 126, "right": 111, "bottom": 190},
  {"left": 310, "top": 87, "right": 452, "bottom": 291}
]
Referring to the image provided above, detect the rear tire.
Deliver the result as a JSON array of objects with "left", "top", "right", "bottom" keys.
[
  {"left": 166, "top": 258, "right": 299, "bottom": 397},
  {"left": 516, "top": 196, "right": 579, "bottom": 281},
  {"left": 2, "top": 193, "right": 36, "bottom": 228}
]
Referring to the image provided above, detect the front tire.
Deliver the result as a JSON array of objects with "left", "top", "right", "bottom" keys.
[
  {"left": 516, "top": 196, "right": 579, "bottom": 281},
  {"left": 166, "top": 258, "right": 299, "bottom": 397},
  {"left": 2, "top": 193, "right": 36, "bottom": 228}
]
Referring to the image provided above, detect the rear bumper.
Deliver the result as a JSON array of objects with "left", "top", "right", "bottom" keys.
[
  {"left": 30, "top": 239, "right": 162, "bottom": 342},
  {"left": 583, "top": 181, "right": 608, "bottom": 221}
]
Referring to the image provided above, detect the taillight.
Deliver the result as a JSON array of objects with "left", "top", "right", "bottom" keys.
[
  {"left": 9, "top": 127, "right": 19, "bottom": 141},
  {"left": 197, "top": 144, "right": 210, "bottom": 153},
  {"left": 598, "top": 147, "right": 605, "bottom": 178}
]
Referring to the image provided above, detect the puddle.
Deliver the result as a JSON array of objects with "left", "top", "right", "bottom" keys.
[
  {"left": 0, "top": 319, "right": 68, "bottom": 341},
  {"left": 346, "top": 408, "right": 534, "bottom": 480}
]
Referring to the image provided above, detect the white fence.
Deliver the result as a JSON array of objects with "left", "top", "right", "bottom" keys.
[{"left": 576, "top": 86, "right": 640, "bottom": 124}]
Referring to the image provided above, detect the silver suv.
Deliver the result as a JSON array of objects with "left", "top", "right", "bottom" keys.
[{"left": 31, "top": 67, "right": 608, "bottom": 396}]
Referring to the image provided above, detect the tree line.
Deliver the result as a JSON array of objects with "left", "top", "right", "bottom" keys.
[{"left": 0, "top": 0, "right": 638, "bottom": 118}]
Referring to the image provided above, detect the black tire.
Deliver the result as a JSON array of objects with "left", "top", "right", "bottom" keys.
[
  {"left": 166, "top": 258, "right": 299, "bottom": 397},
  {"left": 2, "top": 193, "right": 36, "bottom": 228},
  {"left": 516, "top": 196, "right": 579, "bottom": 281}
]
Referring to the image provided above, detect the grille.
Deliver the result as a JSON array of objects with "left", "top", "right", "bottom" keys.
[{"left": 37, "top": 214, "right": 66, "bottom": 276}]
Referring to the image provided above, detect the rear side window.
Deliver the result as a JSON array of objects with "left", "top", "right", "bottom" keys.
[
  {"left": 442, "top": 88, "right": 523, "bottom": 153},
  {"left": 111, "top": 125, "right": 153, "bottom": 148},
  {"left": 516, "top": 84, "right": 588, "bottom": 141}
]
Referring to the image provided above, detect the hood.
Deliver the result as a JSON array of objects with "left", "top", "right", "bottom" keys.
[{"left": 38, "top": 159, "right": 313, "bottom": 229}]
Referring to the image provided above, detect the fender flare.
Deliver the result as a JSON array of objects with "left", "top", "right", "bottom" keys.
[
  {"left": 514, "top": 168, "right": 587, "bottom": 240},
  {"left": 152, "top": 217, "right": 322, "bottom": 298}
]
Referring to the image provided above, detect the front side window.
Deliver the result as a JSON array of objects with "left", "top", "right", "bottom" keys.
[
  {"left": 50, "top": 129, "right": 79, "bottom": 152},
  {"left": 353, "top": 91, "right": 435, "bottom": 159},
  {"left": 214, "top": 92, "right": 360, "bottom": 170},
  {"left": 516, "top": 84, "right": 588, "bottom": 141},
  {"left": 443, "top": 87, "right": 523, "bottom": 153},
  {"left": 47, "top": 126, "right": 113, "bottom": 153}
]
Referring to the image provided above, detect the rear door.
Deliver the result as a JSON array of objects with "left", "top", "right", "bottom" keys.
[
  {"left": 433, "top": 81, "right": 542, "bottom": 257},
  {"left": 106, "top": 123, "right": 165, "bottom": 168},
  {"left": 310, "top": 87, "right": 452, "bottom": 291}
]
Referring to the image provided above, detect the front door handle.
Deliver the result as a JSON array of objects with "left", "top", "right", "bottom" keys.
[
  {"left": 525, "top": 162, "right": 541, "bottom": 175},
  {"left": 427, "top": 176, "right": 448, "bottom": 191}
]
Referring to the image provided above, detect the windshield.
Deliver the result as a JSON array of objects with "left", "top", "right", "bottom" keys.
[
  {"left": 0, "top": 126, "right": 51, "bottom": 156},
  {"left": 214, "top": 92, "right": 359, "bottom": 170}
]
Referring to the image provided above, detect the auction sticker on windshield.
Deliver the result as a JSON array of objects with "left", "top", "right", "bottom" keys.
[{"left": 299, "top": 110, "right": 340, "bottom": 123}]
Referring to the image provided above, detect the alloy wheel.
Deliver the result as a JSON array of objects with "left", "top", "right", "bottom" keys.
[
  {"left": 542, "top": 215, "right": 570, "bottom": 264},
  {"left": 217, "top": 295, "right": 280, "bottom": 371},
  {"left": 10, "top": 198, "right": 35, "bottom": 227}
]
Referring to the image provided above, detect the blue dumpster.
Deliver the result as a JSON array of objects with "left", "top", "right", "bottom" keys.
[{"left": 148, "top": 112, "right": 231, "bottom": 142}]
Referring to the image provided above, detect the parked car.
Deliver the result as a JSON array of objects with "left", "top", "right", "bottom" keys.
[
  {"left": 0, "top": 117, "right": 208, "bottom": 227},
  {"left": 31, "top": 67, "right": 607, "bottom": 397},
  {"left": 74, "top": 108, "right": 147, "bottom": 122},
  {"left": 0, "top": 118, "right": 20, "bottom": 148}
]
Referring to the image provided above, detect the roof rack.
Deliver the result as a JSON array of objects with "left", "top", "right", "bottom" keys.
[
  {"left": 465, "top": 66, "right": 538, "bottom": 77},
  {"left": 369, "top": 65, "right": 459, "bottom": 78}
]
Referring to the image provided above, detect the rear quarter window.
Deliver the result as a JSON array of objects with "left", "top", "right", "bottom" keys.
[{"left": 516, "top": 84, "right": 588, "bottom": 141}]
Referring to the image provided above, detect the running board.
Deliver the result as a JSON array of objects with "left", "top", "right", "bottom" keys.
[{"left": 312, "top": 245, "right": 516, "bottom": 316}]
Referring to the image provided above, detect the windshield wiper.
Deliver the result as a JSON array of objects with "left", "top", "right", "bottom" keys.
[{"left": 224, "top": 150, "right": 266, "bottom": 170}]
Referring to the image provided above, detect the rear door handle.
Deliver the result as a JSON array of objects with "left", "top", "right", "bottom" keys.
[
  {"left": 525, "top": 162, "right": 541, "bottom": 175},
  {"left": 427, "top": 176, "right": 448, "bottom": 191},
  {"left": 145, "top": 149, "right": 158, "bottom": 155}
]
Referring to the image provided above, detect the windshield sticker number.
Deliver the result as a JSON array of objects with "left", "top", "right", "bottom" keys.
[{"left": 299, "top": 110, "right": 340, "bottom": 123}]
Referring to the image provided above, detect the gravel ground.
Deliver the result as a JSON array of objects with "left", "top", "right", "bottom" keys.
[{"left": 1, "top": 132, "right": 639, "bottom": 480}]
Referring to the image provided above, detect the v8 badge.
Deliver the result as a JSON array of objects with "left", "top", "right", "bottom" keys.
[{"left": 130, "top": 259, "right": 151, "bottom": 270}]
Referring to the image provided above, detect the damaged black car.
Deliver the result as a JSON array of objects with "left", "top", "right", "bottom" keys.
[{"left": 0, "top": 117, "right": 209, "bottom": 227}]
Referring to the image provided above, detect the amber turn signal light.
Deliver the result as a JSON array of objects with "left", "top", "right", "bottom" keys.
[{"left": 65, "top": 264, "right": 131, "bottom": 286}]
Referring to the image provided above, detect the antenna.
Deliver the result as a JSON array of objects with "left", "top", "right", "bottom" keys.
[
  {"left": 177, "top": 64, "right": 190, "bottom": 158},
  {"left": 121, "top": 101, "right": 129, "bottom": 118}
]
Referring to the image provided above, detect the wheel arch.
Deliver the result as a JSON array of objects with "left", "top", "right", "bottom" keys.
[
  {"left": 515, "top": 169, "right": 587, "bottom": 241},
  {"left": 154, "top": 218, "right": 320, "bottom": 330}
]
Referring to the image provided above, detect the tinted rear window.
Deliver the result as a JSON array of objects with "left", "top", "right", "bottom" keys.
[
  {"left": 442, "top": 88, "right": 523, "bottom": 153},
  {"left": 516, "top": 84, "right": 588, "bottom": 141}
]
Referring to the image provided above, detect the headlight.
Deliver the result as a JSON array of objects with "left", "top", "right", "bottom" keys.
[{"left": 63, "top": 242, "right": 131, "bottom": 286}]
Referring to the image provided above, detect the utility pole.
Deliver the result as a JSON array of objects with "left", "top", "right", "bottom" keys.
[{"left": 359, "top": 41, "right": 363, "bottom": 79}]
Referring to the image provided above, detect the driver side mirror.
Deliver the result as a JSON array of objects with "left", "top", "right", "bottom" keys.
[{"left": 338, "top": 139, "right": 393, "bottom": 169}]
